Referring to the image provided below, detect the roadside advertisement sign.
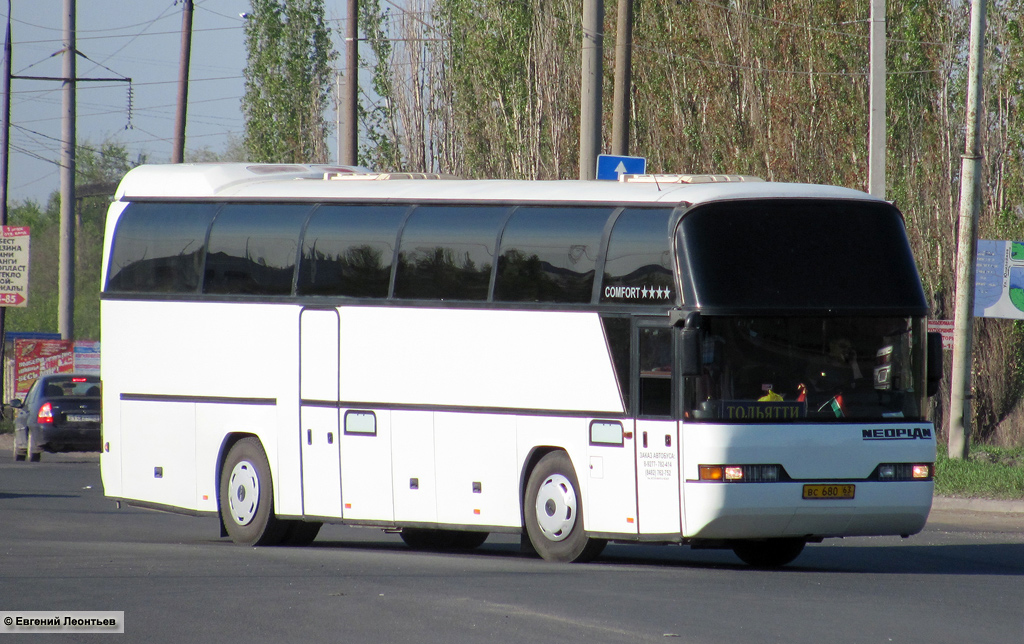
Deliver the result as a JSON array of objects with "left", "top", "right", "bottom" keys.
[
  {"left": 974, "top": 239, "right": 1024, "bottom": 319},
  {"left": 0, "top": 226, "right": 30, "bottom": 307},
  {"left": 10, "top": 339, "right": 102, "bottom": 399},
  {"left": 927, "top": 319, "right": 954, "bottom": 351}
]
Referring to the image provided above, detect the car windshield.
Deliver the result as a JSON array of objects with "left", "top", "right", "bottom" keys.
[
  {"left": 687, "top": 316, "right": 927, "bottom": 422},
  {"left": 41, "top": 378, "right": 100, "bottom": 397}
]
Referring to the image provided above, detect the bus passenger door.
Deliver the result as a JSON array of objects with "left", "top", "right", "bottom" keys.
[
  {"left": 634, "top": 325, "right": 682, "bottom": 536},
  {"left": 299, "top": 308, "right": 342, "bottom": 518}
]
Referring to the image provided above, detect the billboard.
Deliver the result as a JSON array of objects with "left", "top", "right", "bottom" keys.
[
  {"left": 12, "top": 339, "right": 100, "bottom": 400},
  {"left": 974, "top": 239, "right": 1024, "bottom": 319}
]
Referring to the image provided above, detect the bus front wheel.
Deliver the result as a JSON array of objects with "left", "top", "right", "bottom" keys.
[
  {"left": 731, "top": 538, "right": 806, "bottom": 567},
  {"left": 219, "top": 437, "right": 288, "bottom": 546},
  {"left": 524, "top": 451, "right": 606, "bottom": 563}
]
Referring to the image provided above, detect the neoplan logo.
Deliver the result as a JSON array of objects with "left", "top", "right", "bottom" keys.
[{"left": 862, "top": 427, "right": 933, "bottom": 440}]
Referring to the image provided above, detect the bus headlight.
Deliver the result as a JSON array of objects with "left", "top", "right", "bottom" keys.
[
  {"left": 874, "top": 463, "right": 933, "bottom": 481},
  {"left": 699, "top": 464, "right": 783, "bottom": 482}
]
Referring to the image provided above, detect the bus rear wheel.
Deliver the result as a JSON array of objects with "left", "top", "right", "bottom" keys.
[
  {"left": 219, "top": 437, "right": 288, "bottom": 546},
  {"left": 524, "top": 451, "right": 606, "bottom": 563},
  {"left": 731, "top": 538, "right": 806, "bottom": 567}
]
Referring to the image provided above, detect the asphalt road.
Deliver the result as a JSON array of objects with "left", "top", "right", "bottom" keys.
[{"left": 2, "top": 448, "right": 1023, "bottom": 644}]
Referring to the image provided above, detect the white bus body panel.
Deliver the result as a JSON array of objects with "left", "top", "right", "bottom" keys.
[
  {"left": 434, "top": 412, "right": 519, "bottom": 527},
  {"left": 100, "top": 300, "right": 302, "bottom": 515},
  {"left": 681, "top": 423, "right": 935, "bottom": 539},
  {"left": 337, "top": 307, "right": 623, "bottom": 414},
  {"left": 391, "top": 411, "right": 437, "bottom": 524},
  {"left": 340, "top": 409, "right": 394, "bottom": 522},
  {"left": 118, "top": 400, "right": 197, "bottom": 510},
  {"left": 585, "top": 419, "right": 639, "bottom": 535},
  {"left": 635, "top": 419, "right": 682, "bottom": 535}
]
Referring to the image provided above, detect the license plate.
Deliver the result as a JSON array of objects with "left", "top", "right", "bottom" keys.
[
  {"left": 66, "top": 414, "right": 100, "bottom": 423},
  {"left": 802, "top": 484, "right": 855, "bottom": 500}
]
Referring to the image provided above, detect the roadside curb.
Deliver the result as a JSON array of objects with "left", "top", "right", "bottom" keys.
[{"left": 933, "top": 495, "right": 1024, "bottom": 515}]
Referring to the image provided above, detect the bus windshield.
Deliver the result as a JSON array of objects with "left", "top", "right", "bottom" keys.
[{"left": 688, "top": 316, "right": 927, "bottom": 422}]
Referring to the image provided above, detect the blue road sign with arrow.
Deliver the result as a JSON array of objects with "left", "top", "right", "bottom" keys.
[{"left": 596, "top": 154, "right": 647, "bottom": 181}]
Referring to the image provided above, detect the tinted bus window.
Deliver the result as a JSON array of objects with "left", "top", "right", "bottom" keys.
[
  {"left": 297, "top": 205, "right": 406, "bottom": 298},
  {"left": 677, "top": 199, "right": 928, "bottom": 313},
  {"left": 601, "top": 208, "right": 676, "bottom": 304},
  {"left": 394, "top": 205, "right": 507, "bottom": 301},
  {"left": 203, "top": 204, "right": 312, "bottom": 296},
  {"left": 494, "top": 206, "right": 612, "bottom": 303},
  {"left": 106, "top": 202, "right": 218, "bottom": 293}
]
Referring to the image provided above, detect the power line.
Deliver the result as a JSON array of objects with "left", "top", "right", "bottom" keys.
[{"left": 6, "top": 2, "right": 178, "bottom": 34}]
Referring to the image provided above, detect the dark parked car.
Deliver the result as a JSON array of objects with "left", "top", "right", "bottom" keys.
[{"left": 10, "top": 373, "right": 101, "bottom": 462}]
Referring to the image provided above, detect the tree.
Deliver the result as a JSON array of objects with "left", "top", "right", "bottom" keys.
[
  {"left": 6, "top": 142, "right": 136, "bottom": 340},
  {"left": 242, "top": 0, "right": 335, "bottom": 163},
  {"left": 363, "top": 1, "right": 1024, "bottom": 445}
]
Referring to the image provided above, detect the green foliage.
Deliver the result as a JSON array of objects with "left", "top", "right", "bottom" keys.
[
  {"left": 242, "top": 0, "right": 335, "bottom": 163},
  {"left": 935, "top": 442, "right": 1024, "bottom": 499},
  {"left": 4, "top": 142, "right": 135, "bottom": 340},
  {"left": 359, "top": 0, "right": 401, "bottom": 170}
]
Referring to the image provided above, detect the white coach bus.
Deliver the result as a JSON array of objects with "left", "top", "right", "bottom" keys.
[{"left": 99, "top": 163, "right": 942, "bottom": 567}]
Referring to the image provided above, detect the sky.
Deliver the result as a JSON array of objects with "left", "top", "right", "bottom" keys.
[{"left": 4, "top": 0, "right": 353, "bottom": 205}]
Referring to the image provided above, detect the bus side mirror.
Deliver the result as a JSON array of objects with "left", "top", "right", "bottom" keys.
[
  {"left": 680, "top": 312, "right": 702, "bottom": 377},
  {"left": 926, "top": 332, "right": 943, "bottom": 398}
]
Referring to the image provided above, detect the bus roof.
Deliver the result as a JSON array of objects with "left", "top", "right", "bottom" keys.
[{"left": 113, "top": 163, "right": 884, "bottom": 206}]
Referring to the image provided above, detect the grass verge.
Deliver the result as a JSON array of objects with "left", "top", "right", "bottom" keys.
[{"left": 934, "top": 443, "right": 1024, "bottom": 500}]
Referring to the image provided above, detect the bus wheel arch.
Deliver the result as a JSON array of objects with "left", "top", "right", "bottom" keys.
[
  {"left": 217, "top": 434, "right": 288, "bottom": 546},
  {"left": 522, "top": 449, "right": 606, "bottom": 563}
]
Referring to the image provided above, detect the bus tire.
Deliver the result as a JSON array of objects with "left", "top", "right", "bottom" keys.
[
  {"left": 731, "top": 538, "right": 806, "bottom": 568},
  {"left": 400, "top": 528, "right": 488, "bottom": 551},
  {"left": 219, "top": 437, "right": 288, "bottom": 546},
  {"left": 524, "top": 451, "right": 606, "bottom": 563}
]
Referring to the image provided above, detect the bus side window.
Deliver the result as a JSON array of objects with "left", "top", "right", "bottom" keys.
[
  {"left": 203, "top": 204, "right": 312, "bottom": 296},
  {"left": 297, "top": 205, "right": 407, "bottom": 298},
  {"left": 393, "top": 205, "right": 507, "bottom": 301},
  {"left": 638, "top": 327, "right": 672, "bottom": 417},
  {"left": 105, "top": 202, "right": 217, "bottom": 294},
  {"left": 494, "top": 206, "right": 612, "bottom": 304},
  {"left": 601, "top": 207, "right": 676, "bottom": 304}
]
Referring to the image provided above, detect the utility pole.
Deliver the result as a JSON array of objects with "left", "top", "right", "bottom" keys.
[
  {"left": 341, "top": 0, "right": 357, "bottom": 165},
  {"left": 1, "top": 2, "right": 9, "bottom": 221},
  {"left": 59, "top": 0, "right": 75, "bottom": 340},
  {"left": 610, "top": 0, "right": 632, "bottom": 157},
  {"left": 867, "top": 0, "right": 885, "bottom": 198},
  {"left": 579, "top": 0, "right": 603, "bottom": 180},
  {"left": 948, "top": 0, "right": 988, "bottom": 460},
  {"left": 171, "top": 0, "right": 194, "bottom": 164},
  {"left": 334, "top": 69, "right": 342, "bottom": 163},
  {"left": 0, "top": 1, "right": 11, "bottom": 402}
]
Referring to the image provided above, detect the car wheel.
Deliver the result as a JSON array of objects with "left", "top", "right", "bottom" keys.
[
  {"left": 219, "top": 437, "right": 288, "bottom": 546},
  {"left": 27, "top": 430, "right": 41, "bottom": 462},
  {"left": 12, "top": 432, "right": 26, "bottom": 462},
  {"left": 523, "top": 451, "right": 606, "bottom": 563}
]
